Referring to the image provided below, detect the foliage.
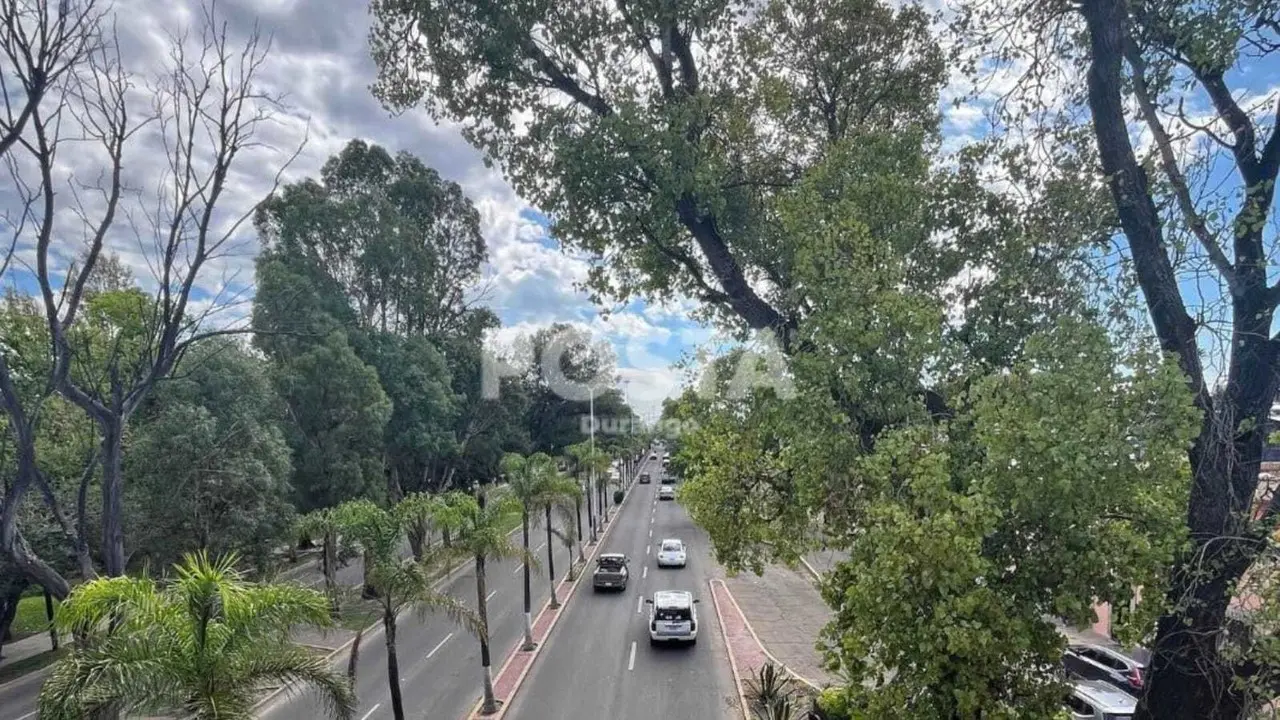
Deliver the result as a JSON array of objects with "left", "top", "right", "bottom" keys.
[
  {"left": 273, "top": 333, "right": 392, "bottom": 511},
  {"left": 37, "top": 552, "right": 355, "bottom": 720},
  {"left": 127, "top": 340, "right": 295, "bottom": 572}
]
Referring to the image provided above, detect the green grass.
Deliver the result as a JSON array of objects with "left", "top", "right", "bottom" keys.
[
  {"left": 0, "top": 646, "right": 67, "bottom": 685},
  {"left": 11, "top": 594, "right": 58, "bottom": 639}
]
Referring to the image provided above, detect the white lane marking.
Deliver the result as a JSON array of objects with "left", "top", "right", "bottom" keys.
[
  {"left": 649, "top": 528, "right": 652, "bottom": 538},
  {"left": 486, "top": 590, "right": 497, "bottom": 603},
  {"left": 359, "top": 704, "right": 382, "bottom": 720},
  {"left": 636, "top": 595, "right": 643, "bottom": 613},
  {"left": 628, "top": 641, "right": 637, "bottom": 670},
  {"left": 645, "top": 545, "right": 650, "bottom": 556},
  {"left": 16, "top": 713, "right": 38, "bottom": 720},
  {"left": 513, "top": 563, "right": 524, "bottom": 575},
  {"left": 642, "top": 566, "right": 648, "bottom": 579},
  {"left": 534, "top": 542, "right": 545, "bottom": 552},
  {"left": 426, "top": 632, "right": 454, "bottom": 659}
]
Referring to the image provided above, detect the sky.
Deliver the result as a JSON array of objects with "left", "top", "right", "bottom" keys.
[{"left": 2, "top": 0, "right": 1277, "bottom": 420}]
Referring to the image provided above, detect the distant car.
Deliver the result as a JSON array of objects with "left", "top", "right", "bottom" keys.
[
  {"left": 592, "top": 553, "right": 629, "bottom": 591},
  {"left": 658, "top": 485, "right": 675, "bottom": 500},
  {"left": 646, "top": 590, "right": 699, "bottom": 645},
  {"left": 660, "top": 473, "right": 675, "bottom": 485},
  {"left": 639, "top": 473, "right": 651, "bottom": 484},
  {"left": 656, "top": 538, "right": 686, "bottom": 567},
  {"left": 649, "top": 453, "right": 658, "bottom": 460},
  {"left": 1063, "top": 643, "right": 1147, "bottom": 695},
  {"left": 1064, "top": 679, "right": 1136, "bottom": 719}
]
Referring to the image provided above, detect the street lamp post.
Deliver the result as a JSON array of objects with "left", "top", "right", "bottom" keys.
[{"left": 588, "top": 386, "right": 599, "bottom": 543}]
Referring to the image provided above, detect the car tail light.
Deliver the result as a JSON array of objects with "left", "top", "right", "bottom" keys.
[
  {"left": 1127, "top": 666, "right": 1143, "bottom": 689},
  {"left": 689, "top": 619, "right": 696, "bottom": 632}
]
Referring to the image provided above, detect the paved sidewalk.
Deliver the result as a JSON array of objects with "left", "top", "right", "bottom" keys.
[
  {"left": 723, "top": 564, "right": 837, "bottom": 688},
  {"left": 0, "top": 632, "right": 59, "bottom": 670}
]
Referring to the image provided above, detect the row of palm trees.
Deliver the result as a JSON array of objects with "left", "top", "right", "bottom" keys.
[{"left": 34, "top": 449, "right": 625, "bottom": 720}]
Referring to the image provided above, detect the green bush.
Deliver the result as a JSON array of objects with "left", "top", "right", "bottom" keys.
[{"left": 613, "top": 490, "right": 624, "bottom": 504}]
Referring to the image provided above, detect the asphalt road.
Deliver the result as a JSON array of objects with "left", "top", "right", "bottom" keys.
[
  {"left": 503, "top": 461, "right": 739, "bottom": 720},
  {"left": 259, "top": 510, "right": 585, "bottom": 720}
]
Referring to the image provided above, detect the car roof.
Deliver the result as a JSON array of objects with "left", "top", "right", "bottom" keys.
[
  {"left": 1072, "top": 680, "right": 1137, "bottom": 712},
  {"left": 1070, "top": 643, "right": 1144, "bottom": 666},
  {"left": 652, "top": 590, "right": 693, "bottom": 607},
  {"left": 598, "top": 553, "right": 626, "bottom": 561},
  {"left": 660, "top": 538, "right": 683, "bottom": 545}
]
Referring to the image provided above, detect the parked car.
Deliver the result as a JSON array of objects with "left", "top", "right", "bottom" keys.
[
  {"left": 1064, "top": 679, "right": 1135, "bottom": 719},
  {"left": 660, "top": 473, "right": 676, "bottom": 484},
  {"left": 646, "top": 590, "right": 699, "bottom": 645},
  {"left": 592, "top": 553, "right": 629, "bottom": 591},
  {"left": 1063, "top": 643, "right": 1147, "bottom": 695},
  {"left": 639, "top": 473, "right": 651, "bottom": 484},
  {"left": 649, "top": 453, "right": 658, "bottom": 460},
  {"left": 657, "top": 538, "right": 687, "bottom": 567},
  {"left": 658, "top": 485, "right": 675, "bottom": 500}
]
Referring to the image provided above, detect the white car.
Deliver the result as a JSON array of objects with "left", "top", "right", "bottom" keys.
[
  {"left": 1065, "top": 679, "right": 1136, "bottom": 719},
  {"left": 647, "top": 590, "right": 699, "bottom": 645},
  {"left": 658, "top": 485, "right": 675, "bottom": 501},
  {"left": 656, "top": 538, "right": 686, "bottom": 567}
]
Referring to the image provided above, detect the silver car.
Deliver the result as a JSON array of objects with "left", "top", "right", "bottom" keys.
[{"left": 1065, "top": 679, "right": 1135, "bottom": 719}]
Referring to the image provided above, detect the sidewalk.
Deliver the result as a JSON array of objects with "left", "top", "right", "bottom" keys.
[
  {"left": 0, "top": 632, "right": 59, "bottom": 671},
  {"left": 721, "top": 563, "right": 837, "bottom": 688}
]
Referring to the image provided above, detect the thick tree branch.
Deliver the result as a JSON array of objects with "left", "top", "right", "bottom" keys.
[{"left": 1123, "top": 40, "right": 1237, "bottom": 295}]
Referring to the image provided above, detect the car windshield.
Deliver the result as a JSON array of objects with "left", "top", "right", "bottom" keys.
[
  {"left": 598, "top": 557, "right": 624, "bottom": 570},
  {"left": 662, "top": 541, "right": 682, "bottom": 552}
]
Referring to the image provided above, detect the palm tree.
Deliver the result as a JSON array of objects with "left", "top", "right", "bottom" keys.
[
  {"left": 564, "top": 442, "right": 592, "bottom": 560},
  {"left": 434, "top": 487, "right": 530, "bottom": 715},
  {"left": 538, "top": 473, "right": 583, "bottom": 609},
  {"left": 38, "top": 552, "right": 355, "bottom": 720},
  {"left": 501, "top": 452, "right": 556, "bottom": 651},
  {"left": 333, "top": 499, "right": 482, "bottom": 720},
  {"left": 296, "top": 508, "right": 348, "bottom": 616}
]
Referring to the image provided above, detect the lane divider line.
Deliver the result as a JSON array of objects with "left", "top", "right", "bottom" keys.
[
  {"left": 426, "top": 633, "right": 454, "bottom": 660},
  {"left": 254, "top": 521, "right": 528, "bottom": 715},
  {"left": 465, "top": 472, "right": 644, "bottom": 719},
  {"left": 628, "top": 641, "right": 637, "bottom": 671},
  {"left": 636, "top": 595, "right": 643, "bottom": 614},
  {"left": 359, "top": 703, "right": 382, "bottom": 720},
  {"left": 642, "top": 566, "right": 647, "bottom": 580},
  {"left": 486, "top": 590, "right": 498, "bottom": 602}
]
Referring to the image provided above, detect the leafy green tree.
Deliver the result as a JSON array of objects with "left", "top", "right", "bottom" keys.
[
  {"left": 296, "top": 508, "right": 353, "bottom": 616},
  {"left": 951, "top": 0, "right": 1280, "bottom": 715},
  {"left": 432, "top": 488, "right": 528, "bottom": 715},
  {"left": 500, "top": 452, "right": 555, "bottom": 651},
  {"left": 37, "top": 552, "right": 355, "bottom": 720},
  {"left": 332, "top": 499, "right": 481, "bottom": 720},
  {"left": 274, "top": 333, "right": 391, "bottom": 512},
  {"left": 127, "top": 340, "right": 294, "bottom": 573}
]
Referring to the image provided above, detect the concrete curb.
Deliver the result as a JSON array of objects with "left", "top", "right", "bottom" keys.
[
  {"left": 799, "top": 557, "right": 822, "bottom": 583},
  {"left": 709, "top": 578, "right": 754, "bottom": 720},
  {"left": 465, "top": 477, "right": 641, "bottom": 720}
]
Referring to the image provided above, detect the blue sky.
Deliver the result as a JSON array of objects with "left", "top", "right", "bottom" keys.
[{"left": 2, "top": 0, "right": 1277, "bottom": 417}]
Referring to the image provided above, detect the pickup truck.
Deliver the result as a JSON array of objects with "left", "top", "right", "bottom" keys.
[{"left": 592, "top": 553, "right": 629, "bottom": 591}]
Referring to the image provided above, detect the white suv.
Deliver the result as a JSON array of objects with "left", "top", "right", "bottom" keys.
[{"left": 647, "top": 590, "right": 699, "bottom": 645}]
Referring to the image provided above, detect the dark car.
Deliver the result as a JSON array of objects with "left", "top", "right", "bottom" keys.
[
  {"left": 1063, "top": 643, "right": 1148, "bottom": 696},
  {"left": 660, "top": 474, "right": 675, "bottom": 485},
  {"left": 592, "top": 553, "right": 629, "bottom": 591},
  {"left": 639, "top": 473, "right": 651, "bottom": 484}
]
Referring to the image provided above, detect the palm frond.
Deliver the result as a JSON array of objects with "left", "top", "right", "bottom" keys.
[
  {"left": 39, "top": 635, "right": 186, "bottom": 720},
  {"left": 232, "top": 644, "right": 357, "bottom": 720}
]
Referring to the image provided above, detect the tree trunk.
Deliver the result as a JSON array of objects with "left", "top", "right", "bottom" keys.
[
  {"left": 323, "top": 531, "right": 339, "bottom": 616},
  {"left": 585, "top": 477, "right": 597, "bottom": 544},
  {"left": 574, "top": 492, "right": 585, "bottom": 563},
  {"left": 361, "top": 549, "right": 378, "bottom": 600},
  {"left": 99, "top": 418, "right": 126, "bottom": 577},
  {"left": 476, "top": 551, "right": 497, "bottom": 714},
  {"left": 44, "top": 589, "right": 57, "bottom": 650},
  {"left": 407, "top": 519, "right": 426, "bottom": 563},
  {"left": 545, "top": 505, "right": 559, "bottom": 609},
  {"left": 0, "top": 583, "right": 21, "bottom": 654},
  {"left": 520, "top": 510, "right": 535, "bottom": 650},
  {"left": 384, "top": 602, "right": 405, "bottom": 720}
]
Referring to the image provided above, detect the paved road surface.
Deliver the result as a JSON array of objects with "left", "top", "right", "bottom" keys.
[
  {"left": 503, "top": 466, "right": 739, "bottom": 720},
  {"left": 259, "top": 510, "right": 588, "bottom": 720}
]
